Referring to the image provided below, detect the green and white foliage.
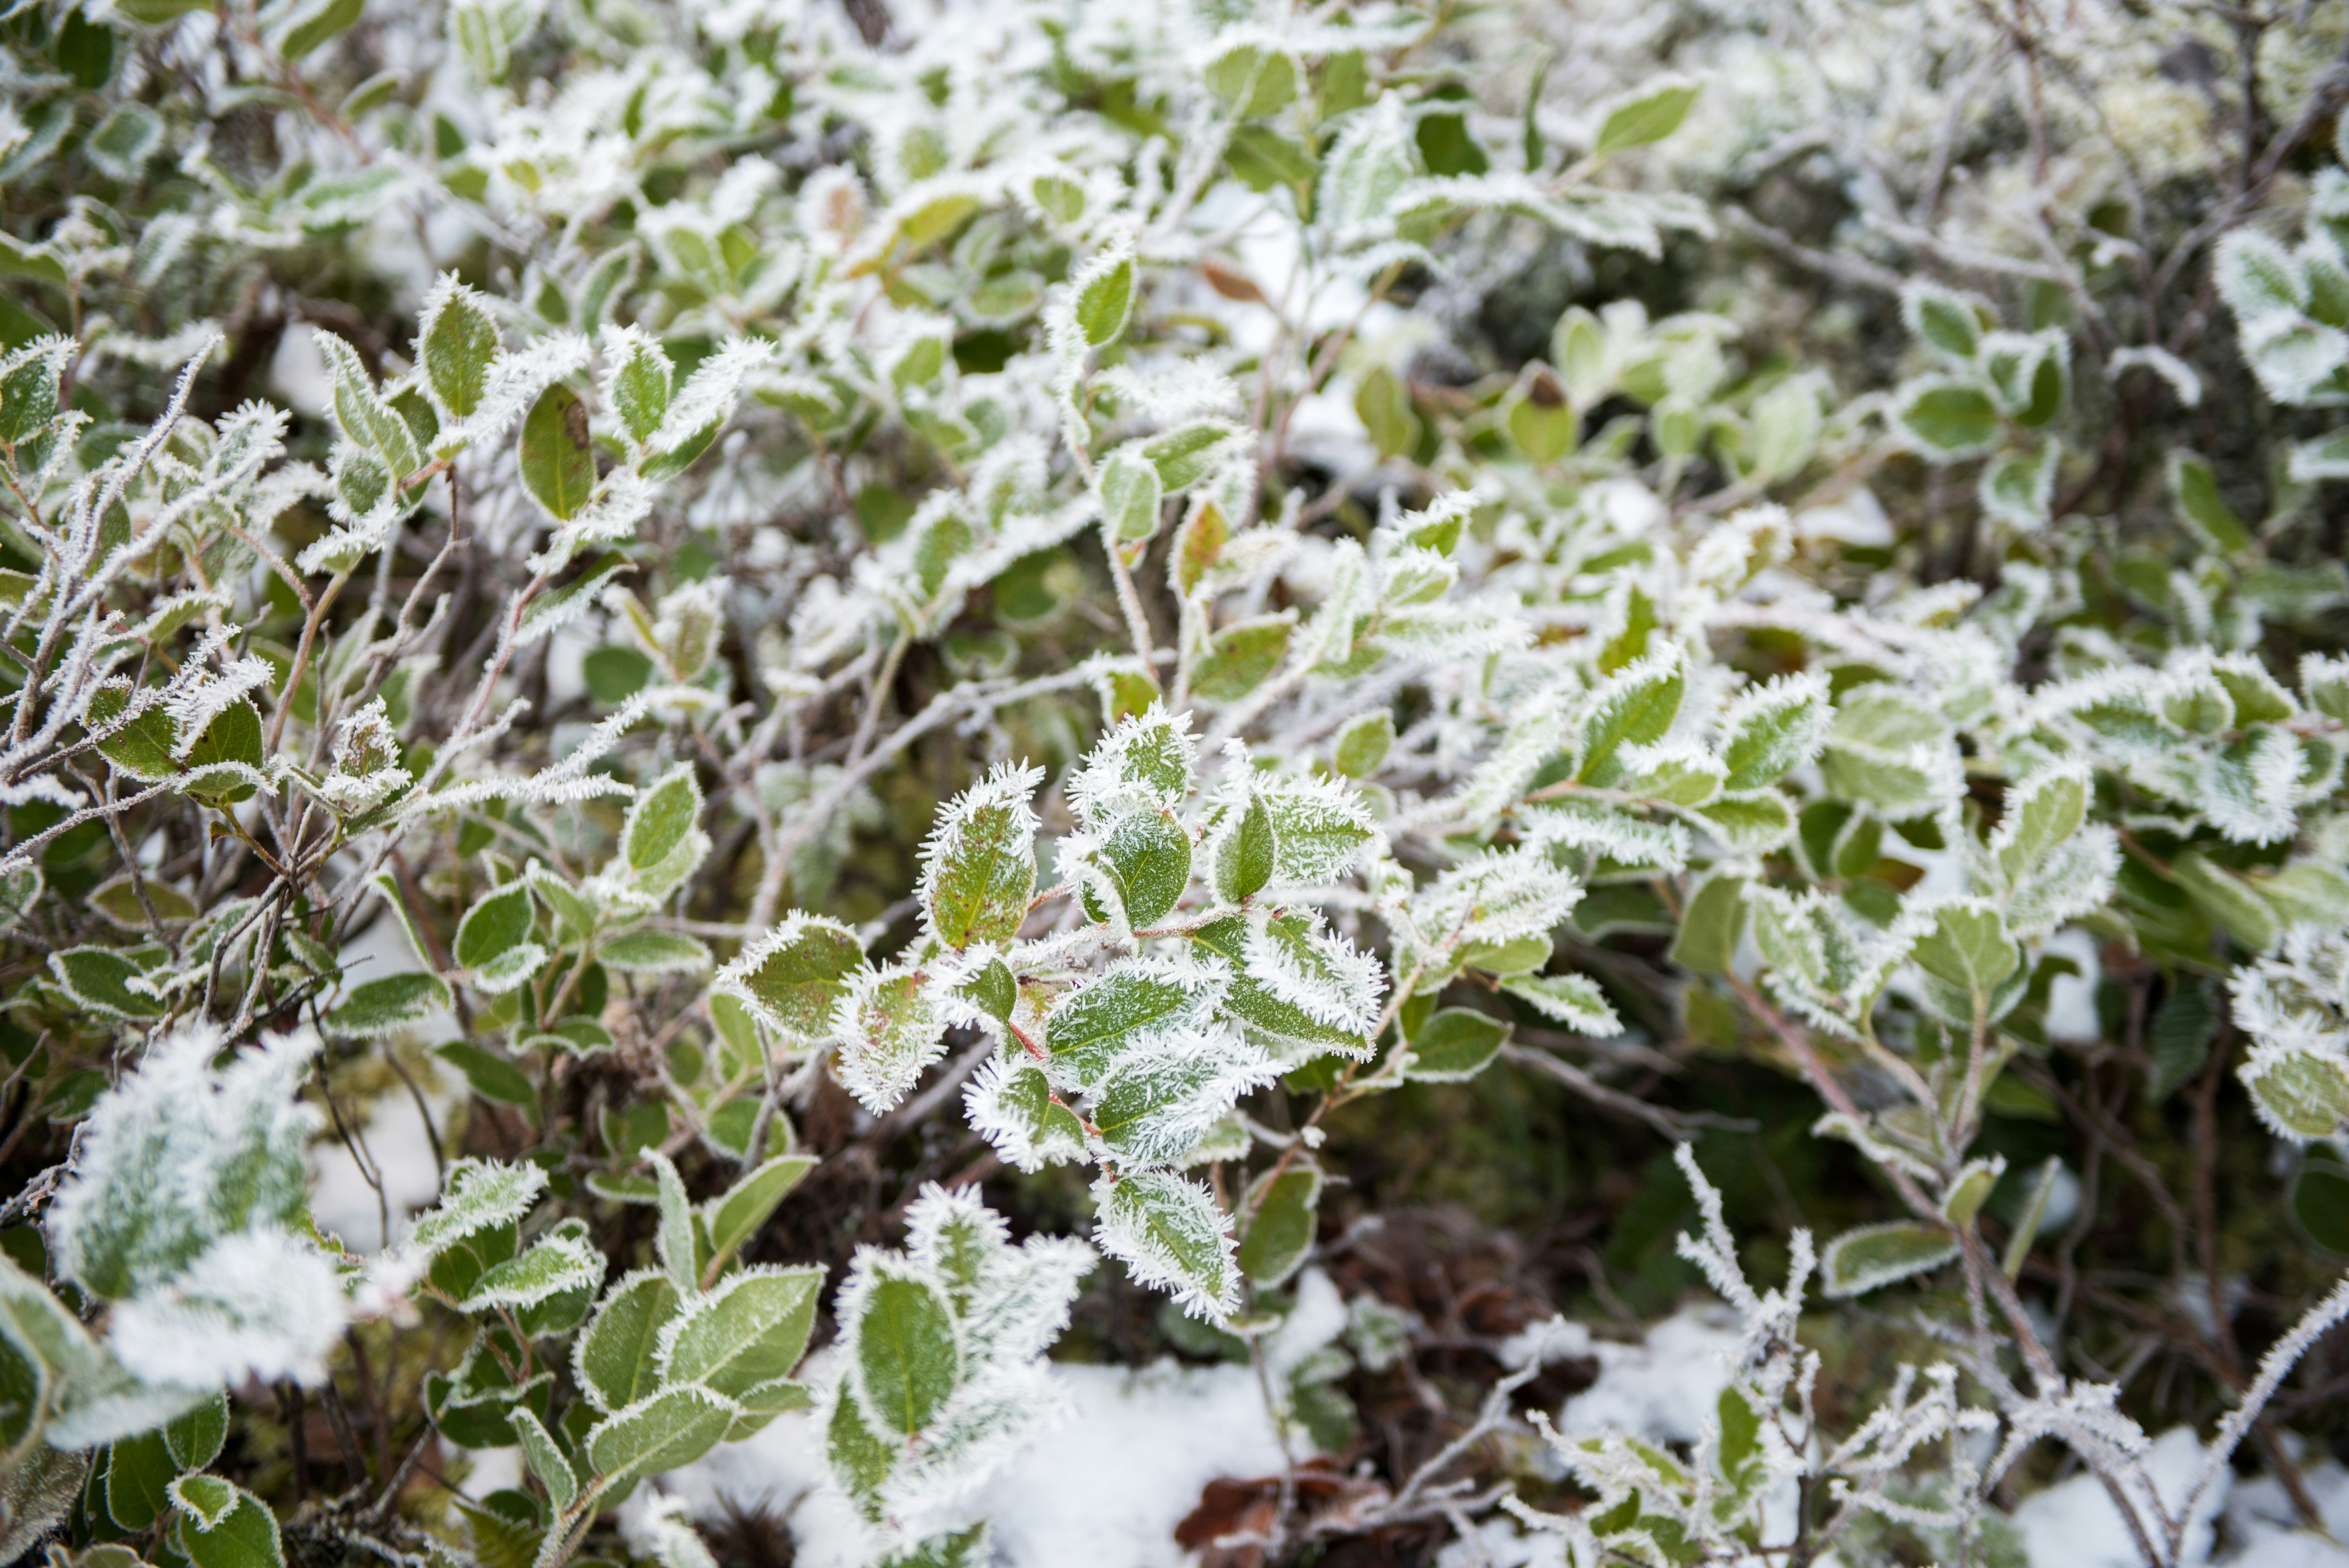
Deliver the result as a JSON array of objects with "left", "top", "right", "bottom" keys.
[
  {"left": 824, "top": 1186, "right": 1092, "bottom": 1544},
  {"left": 2232, "top": 931, "right": 2349, "bottom": 1141},
  {"left": 6, "top": 0, "right": 2349, "bottom": 1561},
  {"left": 398, "top": 1146, "right": 819, "bottom": 1547},
  {"left": 32, "top": 1023, "right": 351, "bottom": 1446}
]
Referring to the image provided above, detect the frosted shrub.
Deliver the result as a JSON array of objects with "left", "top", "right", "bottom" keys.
[{"left": 3, "top": 0, "right": 2349, "bottom": 1564}]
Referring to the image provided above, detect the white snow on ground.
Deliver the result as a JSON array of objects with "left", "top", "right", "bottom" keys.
[
  {"left": 2221, "top": 1460, "right": 2349, "bottom": 1565},
  {"left": 2014, "top": 1427, "right": 2227, "bottom": 1568},
  {"left": 647, "top": 1349, "right": 1289, "bottom": 1568}
]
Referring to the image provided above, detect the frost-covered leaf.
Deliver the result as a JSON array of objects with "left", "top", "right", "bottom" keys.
[
  {"left": 1068, "top": 705, "right": 1195, "bottom": 826},
  {"left": 1093, "top": 1170, "right": 1238, "bottom": 1320},
  {"left": 1821, "top": 1222, "right": 1959, "bottom": 1297},
  {"left": 1242, "top": 912, "right": 1384, "bottom": 1034},
  {"left": 461, "top": 1229, "right": 602, "bottom": 1312},
  {"left": 1257, "top": 775, "right": 1377, "bottom": 883},
  {"left": 847, "top": 1267, "right": 960, "bottom": 1436},
  {"left": 658, "top": 1265, "right": 821, "bottom": 1400},
  {"left": 1894, "top": 378, "right": 2000, "bottom": 457},
  {"left": 586, "top": 1384, "right": 739, "bottom": 1489},
  {"left": 170, "top": 1477, "right": 282, "bottom": 1568},
  {"left": 574, "top": 1270, "right": 681, "bottom": 1414},
  {"left": 1718, "top": 674, "right": 1827, "bottom": 791},
  {"left": 1080, "top": 810, "right": 1191, "bottom": 930},
  {"left": 1403, "top": 1008, "right": 1511, "bottom": 1082},
  {"left": 510, "top": 1407, "right": 578, "bottom": 1513},
  {"left": 964, "top": 1057, "right": 1089, "bottom": 1174},
  {"left": 921, "top": 763, "right": 1042, "bottom": 950},
  {"left": 112, "top": 1228, "right": 348, "bottom": 1387},
  {"left": 1087, "top": 1026, "right": 1273, "bottom": 1168},
  {"left": 418, "top": 274, "right": 499, "bottom": 422},
  {"left": 715, "top": 914, "right": 866, "bottom": 1044},
  {"left": 1577, "top": 652, "right": 1684, "bottom": 788},
  {"left": 598, "top": 929, "right": 711, "bottom": 973},
  {"left": 48, "top": 1022, "right": 319, "bottom": 1303},
  {"left": 1501, "top": 973, "right": 1620, "bottom": 1033},
  {"left": 1042, "top": 955, "right": 1225, "bottom": 1088},
  {"left": 834, "top": 965, "right": 943, "bottom": 1114}
]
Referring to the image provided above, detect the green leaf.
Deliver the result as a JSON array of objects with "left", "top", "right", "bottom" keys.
[
  {"left": 854, "top": 1272, "right": 959, "bottom": 1436},
  {"left": 273, "top": 0, "right": 362, "bottom": 60},
  {"left": 170, "top": 1478, "right": 283, "bottom": 1568},
  {"left": 2245, "top": 1051, "right": 2349, "bottom": 1140},
  {"left": 1095, "top": 1170, "right": 1238, "bottom": 1319},
  {"left": 1501, "top": 973, "right": 1620, "bottom": 1034},
  {"left": 2292, "top": 1162, "right": 2349, "bottom": 1254},
  {"left": 575, "top": 1270, "right": 682, "bottom": 1413},
  {"left": 2160, "top": 452, "right": 2249, "bottom": 554},
  {"left": 1191, "top": 616, "right": 1292, "bottom": 702},
  {"left": 827, "top": 1384, "right": 895, "bottom": 1523},
  {"left": 1205, "top": 43, "right": 1297, "bottom": 118},
  {"left": 436, "top": 1041, "right": 536, "bottom": 1108},
  {"left": 1894, "top": 379, "right": 2000, "bottom": 457},
  {"left": 1236, "top": 1164, "right": 1321, "bottom": 1287},
  {"left": 1592, "top": 77, "right": 1700, "bottom": 156},
  {"left": 921, "top": 766, "right": 1041, "bottom": 950},
  {"left": 661, "top": 1265, "right": 822, "bottom": 1401},
  {"left": 1404, "top": 1008, "right": 1511, "bottom": 1082},
  {"left": 597, "top": 930, "right": 711, "bottom": 974},
  {"left": 455, "top": 883, "right": 535, "bottom": 969},
  {"left": 509, "top": 1407, "right": 577, "bottom": 1512},
  {"left": 2169, "top": 850, "right": 2279, "bottom": 953},
  {"left": 1911, "top": 900, "right": 2018, "bottom": 998},
  {"left": 718, "top": 915, "right": 866, "bottom": 1043},
  {"left": 1577, "top": 654, "right": 1683, "bottom": 788},
  {"left": 705, "top": 1155, "right": 817, "bottom": 1265},
  {"left": 625, "top": 765, "right": 703, "bottom": 877},
  {"left": 419, "top": 278, "right": 499, "bottom": 421},
  {"left": 519, "top": 385, "right": 596, "bottom": 522},
  {"left": 2148, "top": 981, "right": 2215, "bottom": 1102},
  {"left": 1506, "top": 367, "right": 1577, "bottom": 463},
  {"left": 1353, "top": 365, "right": 1419, "bottom": 460},
  {"left": 652, "top": 1151, "right": 698, "bottom": 1295},
  {"left": 164, "top": 1393, "right": 229, "bottom": 1470},
  {"left": 325, "top": 972, "right": 451, "bottom": 1037},
  {"left": 1821, "top": 1221, "right": 1958, "bottom": 1298},
  {"left": 1214, "top": 795, "right": 1275, "bottom": 905},
  {"left": 1332, "top": 712, "right": 1394, "bottom": 779},
  {"left": 1073, "top": 247, "right": 1135, "bottom": 347},
  {"left": 1903, "top": 282, "right": 1985, "bottom": 361},
  {"left": 1939, "top": 1156, "right": 2005, "bottom": 1227},
  {"left": 2001, "top": 1157, "right": 2063, "bottom": 1279},
  {"left": 1142, "top": 422, "right": 1237, "bottom": 493},
  {"left": 1087, "top": 811, "right": 1191, "bottom": 930},
  {"left": 1096, "top": 450, "right": 1162, "bottom": 543},
  {"left": 1719, "top": 676, "right": 1826, "bottom": 792},
  {"left": 47, "top": 948, "right": 164, "bottom": 1019},
  {"left": 586, "top": 1385, "right": 738, "bottom": 1490},
  {"left": 107, "top": 1430, "right": 175, "bottom": 1530},
  {"left": 1668, "top": 873, "right": 1745, "bottom": 975}
]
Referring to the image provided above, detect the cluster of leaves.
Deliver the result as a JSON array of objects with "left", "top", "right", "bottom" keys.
[{"left": 3, "top": 0, "right": 2349, "bottom": 1564}]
